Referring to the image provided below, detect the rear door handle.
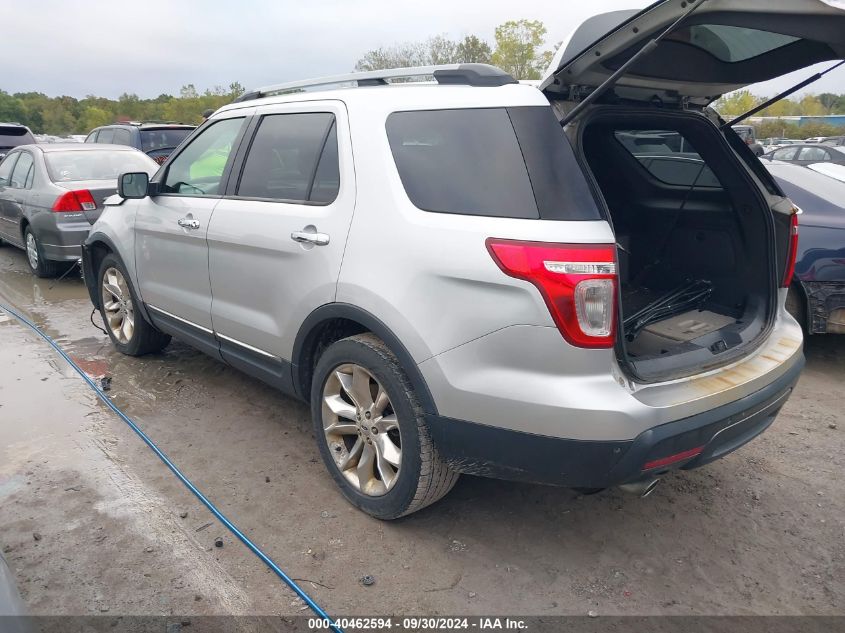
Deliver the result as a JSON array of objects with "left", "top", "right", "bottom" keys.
[
  {"left": 178, "top": 217, "right": 200, "bottom": 230},
  {"left": 291, "top": 230, "right": 330, "bottom": 246}
]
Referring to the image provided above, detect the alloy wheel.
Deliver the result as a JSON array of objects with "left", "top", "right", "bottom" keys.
[
  {"left": 25, "top": 232, "right": 38, "bottom": 270},
  {"left": 101, "top": 267, "right": 135, "bottom": 344},
  {"left": 321, "top": 363, "right": 402, "bottom": 496}
]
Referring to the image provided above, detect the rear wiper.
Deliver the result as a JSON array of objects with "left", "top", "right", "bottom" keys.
[
  {"left": 722, "top": 60, "right": 845, "bottom": 129},
  {"left": 624, "top": 279, "right": 713, "bottom": 341},
  {"left": 560, "top": 0, "right": 709, "bottom": 127}
]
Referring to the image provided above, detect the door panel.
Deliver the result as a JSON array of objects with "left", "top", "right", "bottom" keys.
[
  {"left": 135, "top": 115, "right": 248, "bottom": 343},
  {"left": 207, "top": 102, "right": 354, "bottom": 363}
]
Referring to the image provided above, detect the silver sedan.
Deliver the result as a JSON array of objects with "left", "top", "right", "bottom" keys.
[{"left": 0, "top": 144, "right": 158, "bottom": 277}]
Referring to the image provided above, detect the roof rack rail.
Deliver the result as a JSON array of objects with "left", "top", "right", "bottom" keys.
[{"left": 233, "top": 63, "right": 517, "bottom": 102}]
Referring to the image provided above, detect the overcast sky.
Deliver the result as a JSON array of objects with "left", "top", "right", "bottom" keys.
[{"left": 3, "top": 0, "right": 845, "bottom": 99}]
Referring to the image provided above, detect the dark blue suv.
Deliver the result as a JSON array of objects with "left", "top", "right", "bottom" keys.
[{"left": 85, "top": 121, "right": 195, "bottom": 164}]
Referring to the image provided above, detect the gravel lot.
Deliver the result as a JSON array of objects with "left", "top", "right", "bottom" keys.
[{"left": 0, "top": 245, "right": 843, "bottom": 619}]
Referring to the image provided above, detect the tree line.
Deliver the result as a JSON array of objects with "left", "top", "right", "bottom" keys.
[{"left": 2, "top": 18, "right": 845, "bottom": 137}]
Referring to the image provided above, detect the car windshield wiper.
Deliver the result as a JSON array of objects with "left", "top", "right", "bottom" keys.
[{"left": 623, "top": 279, "right": 713, "bottom": 341}]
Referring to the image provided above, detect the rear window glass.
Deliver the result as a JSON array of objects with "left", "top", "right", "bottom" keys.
[
  {"left": 141, "top": 128, "right": 193, "bottom": 153},
  {"left": 386, "top": 107, "right": 600, "bottom": 220},
  {"left": 667, "top": 25, "right": 800, "bottom": 63},
  {"left": 0, "top": 126, "right": 35, "bottom": 149},
  {"left": 45, "top": 150, "right": 155, "bottom": 182},
  {"left": 614, "top": 130, "right": 722, "bottom": 188}
]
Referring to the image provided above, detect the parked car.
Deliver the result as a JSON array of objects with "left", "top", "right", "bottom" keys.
[
  {"left": 763, "top": 144, "right": 845, "bottom": 165},
  {"left": 85, "top": 122, "right": 195, "bottom": 165},
  {"left": 806, "top": 135, "right": 845, "bottom": 146},
  {"left": 761, "top": 138, "right": 803, "bottom": 153},
  {"left": 732, "top": 124, "right": 764, "bottom": 156},
  {"left": 766, "top": 162, "right": 845, "bottom": 335},
  {"left": 82, "top": 0, "right": 839, "bottom": 519},
  {"left": 0, "top": 144, "right": 158, "bottom": 277},
  {"left": 807, "top": 162, "right": 845, "bottom": 184},
  {"left": 0, "top": 123, "right": 36, "bottom": 161}
]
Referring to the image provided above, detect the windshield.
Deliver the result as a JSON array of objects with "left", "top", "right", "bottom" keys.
[
  {"left": 140, "top": 128, "right": 193, "bottom": 153},
  {"left": 45, "top": 150, "right": 156, "bottom": 182}
]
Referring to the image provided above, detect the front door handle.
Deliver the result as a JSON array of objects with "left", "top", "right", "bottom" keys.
[
  {"left": 291, "top": 230, "right": 330, "bottom": 246},
  {"left": 178, "top": 217, "right": 200, "bottom": 230}
]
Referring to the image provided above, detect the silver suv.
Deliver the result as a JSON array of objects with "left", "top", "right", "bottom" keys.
[{"left": 81, "top": 0, "right": 844, "bottom": 518}]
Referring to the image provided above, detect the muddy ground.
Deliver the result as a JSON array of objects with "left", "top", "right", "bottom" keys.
[{"left": 0, "top": 245, "right": 843, "bottom": 620}]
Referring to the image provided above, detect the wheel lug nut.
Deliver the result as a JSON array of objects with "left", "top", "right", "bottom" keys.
[
  {"left": 371, "top": 427, "right": 378, "bottom": 434},
  {"left": 365, "top": 411, "right": 371, "bottom": 419}
]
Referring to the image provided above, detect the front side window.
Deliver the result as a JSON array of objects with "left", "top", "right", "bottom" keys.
[
  {"left": 85, "top": 131, "right": 98, "bottom": 143},
  {"left": 773, "top": 147, "right": 799, "bottom": 161},
  {"left": 161, "top": 117, "right": 244, "bottom": 196},
  {"left": 236, "top": 112, "right": 338, "bottom": 204},
  {"left": 97, "top": 128, "right": 115, "bottom": 144},
  {"left": 614, "top": 130, "right": 722, "bottom": 188},
  {"left": 113, "top": 129, "right": 132, "bottom": 146},
  {"left": 10, "top": 152, "right": 34, "bottom": 188},
  {"left": 0, "top": 152, "right": 18, "bottom": 186}
]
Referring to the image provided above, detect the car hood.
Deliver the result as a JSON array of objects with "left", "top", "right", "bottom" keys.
[{"left": 540, "top": 0, "right": 845, "bottom": 105}]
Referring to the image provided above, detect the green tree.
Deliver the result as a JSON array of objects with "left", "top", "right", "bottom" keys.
[
  {"left": 455, "top": 35, "right": 492, "bottom": 64},
  {"left": 491, "top": 19, "right": 548, "bottom": 80}
]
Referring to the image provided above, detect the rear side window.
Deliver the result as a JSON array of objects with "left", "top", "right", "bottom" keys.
[
  {"left": 798, "top": 147, "right": 829, "bottom": 162},
  {"left": 98, "top": 128, "right": 115, "bottom": 144},
  {"left": 614, "top": 130, "right": 722, "bottom": 188},
  {"left": 386, "top": 107, "right": 600, "bottom": 220},
  {"left": 236, "top": 112, "right": 338, "bottom": 204}
]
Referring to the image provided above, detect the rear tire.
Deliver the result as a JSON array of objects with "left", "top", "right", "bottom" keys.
[
  {"left": 97, "top": 253, "right": 170, "bottom": 356},
  {"left": 24, "top": 227, "right": 61, "bottom": 278},
  {"left": 311, "top": 333, "right": 458, "bottom": 519}
]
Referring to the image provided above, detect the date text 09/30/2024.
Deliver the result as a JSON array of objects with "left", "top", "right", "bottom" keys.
[{"left": 308, "top": 617, "right": 529, "bottom": 630}]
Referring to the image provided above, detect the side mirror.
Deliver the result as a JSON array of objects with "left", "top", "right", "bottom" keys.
[{"left": 118, "top": 172, "right": 149, "bottom": 199}]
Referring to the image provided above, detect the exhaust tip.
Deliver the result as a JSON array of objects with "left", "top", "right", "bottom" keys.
[{"left": 618, "top": 478, "right": 660, "bottom": 498}]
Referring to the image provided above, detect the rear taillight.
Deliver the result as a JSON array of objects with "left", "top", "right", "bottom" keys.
[
  {"left": 782, "top": 211, "right": 800, "bottom": 287},
  {"left": 486, "top": 238, "right": 617, "bottom": 348},
  {"left": 52, "top": 190, "right": 96, "bottom": 213}
]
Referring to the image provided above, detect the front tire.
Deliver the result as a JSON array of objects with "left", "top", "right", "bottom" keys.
[
  {"left": 24, "top": 227, "right": 61, "bottom": 278},
  {"left": 311, "top": 333, "right": 458, "bottom": 519},
  {"left": 97, "top": 253, "right": 170, "bottom": 356}
]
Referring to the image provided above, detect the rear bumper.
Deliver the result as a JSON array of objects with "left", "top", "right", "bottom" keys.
[{"left": 426, "top": 355, "right": 804, "bottom": 488}]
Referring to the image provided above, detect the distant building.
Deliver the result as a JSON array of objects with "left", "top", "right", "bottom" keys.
[{"left": 748, "top": 115, "right": 845, "bottom": 128}]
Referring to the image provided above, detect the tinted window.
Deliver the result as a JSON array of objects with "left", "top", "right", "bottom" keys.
[
  {"left": 387, "top": 109, "right": 539, "bottom": 219},
  {"left": 310, "top": 122, "right": 340, "bottom": 204},
  {"left": 773, "top": 147, "right": 799, "bottom": 161},
  {"left": 798, "top": 147, "right": 829, "bottom": 162},
  {"left": 237, "top": 113, "right": 337, "bottom": 203},
  {"left": 140, "top": 128, "right": 193, "bottom": 153},
  {"left": 45, "top": 150, "right": 156, "bottom": 182},
  {"left": 614, "top": 130, "right": 722, "bottom": 188},
  {"left": 97, "top": 128, "right": 115, "bottom": 144},
  {"left": 162, "top": 117, "right": 243, "bottom": 196},
  {"left": 113, "top": 128, "right": 132, "bottom": 146},
  {"left": 10, "top": 152, "right": 33, "bottom": 188},
  {"left": 85, "top": 131, "right": 98, "bottom": 143},
  {"left": 667, "top": 25, "right": 800, "bottom": 62},
  {"left": 0, "top": 125, "right": 35, "bottom": 149},
  {"left": 0, "top": 153, "right": 18, "bottom": 185}
]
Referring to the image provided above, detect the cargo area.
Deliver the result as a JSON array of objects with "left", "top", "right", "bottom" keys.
[{"left": 580, "top": 111, "right": 775, "bottom": 382}]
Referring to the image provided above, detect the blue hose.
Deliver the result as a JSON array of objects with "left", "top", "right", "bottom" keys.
[{"left": 0, "top": 300, "right": 343, "bottom": 633}]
